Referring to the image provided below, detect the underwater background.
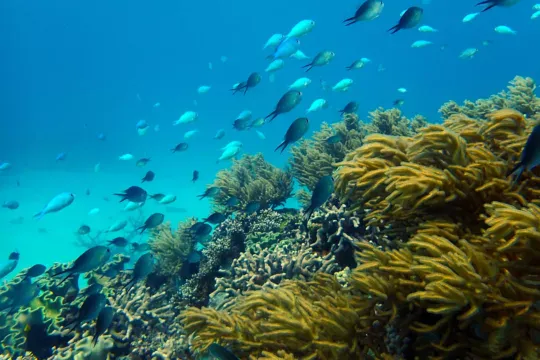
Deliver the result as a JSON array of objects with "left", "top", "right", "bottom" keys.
[{"left": 1, "top": 0, "right": 540, "bottom": 359}]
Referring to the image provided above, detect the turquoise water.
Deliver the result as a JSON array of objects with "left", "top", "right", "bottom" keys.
[{"left": 0, "top": 0, "right": 538, "bottom": 273}]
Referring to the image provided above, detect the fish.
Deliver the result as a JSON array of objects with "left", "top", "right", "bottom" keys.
[
  {"left": 233, "top": 118, "right": 251, "bottom": 131},
  {"left": 142, "top": 171, "right": 155, "bottom": 183},
  {"left": 171, "top": 142, "right": 189, "bottom": 152},
  {"left": 265, "top": 59, "right": 284, "bottom": 73},
  {"left": 242, "top": 72, "right": 261, "bottom": 95},
  {"left": 214, "top": 129, "right": 226, "bottom": 139},
  {"left": 346, "top": 60, "right": 365, "bottom": 70},
  {"left": 34, "top": 192, "right": 75, "bottom": 219},
  {"left": 53, "top": 246, "right": 111, "bottom": 283},
  {"left": 197, "top": 85, "right": 211, "bottom": 94},
  {"left": 107, "top": 237, "right": 129, "bottom": 247},
  {"left": 339, "top": 101, "right": 358, "bottom": 115},
  {"left": 265, "top": 90, "right": 303, "bottom": 121},
  {"left": 307, "top": 99, "right": 328, "bottom": 113},
  {"left": 326, "top": 133, "right": 344, "bottom": 144},
  {"left": 532, "top": 10, "right": 540, "bottom": 19},
  {"left": 509, "top": 124, "right": 540, "bottom": 183},
  {"left": 411, "top": 40, "right": 433, "bottom": 48},
  {"left": 459, "top": 48, "right": 479, "bottom": 59},
  {"left": 397, "top": 88, "right": 407, "bottom": 93},
  {"left": 0, "top": 280, "right": 40, "bottom": 314},
  {"left": 208, "top": 343, "right": 240, "bottom": 360},
  {"left": 250, "top": 118, "right": 265, "bottom": 128},
  {"left": 88, "top": 208, "right": 100, "bottom": 216},
  {"left": 78, "top": 225, "right": 91, "bottom": 235},
  {"left": 388, "top": 6, "right": 423, "bottom": 34},
  {"left": 150, "top": 194, "right": 166, "bottom": 201},
  {"left": 245, "top": 201, "right": 261, "bottom": 213},
  {"left": 284, "top": 20, "right": 315, "bottom": 39},
  {"left": 462, "top": 12, "right": 480, "bottom": 22},
  {"left": 124, "top": 201, "right": 143, "bottom": 211},
  {"left": 137, "top": 213, "right": 165, "bottom": 234},
  {"left": 122, "top": 253, "right": 155, "bottom": 290},
  {"left": 24, "top": 264, "right": 46, "bottom": 279},
  {"left": 0, "top": 162, "right": 12, "bottom": 171},
  {"left": 302, "top": 51, "right": 335, "bottom": 72},
  {"left": 393, "top": 99, "right": 405, "bottom": 107},
  {"left": 290, "top": 50, "right": 310, "bottom": 60},
  {"left": 158, "top": 195, "right": 176, "bottom": 204},
  {"left": 268, "top": 38, "right": 300, "bottom": 60},
  {"left": 343, "top": 0, "right": 385, "bottom": 26},
  {"left": 263, "top": 33, "right": 284, "bottom": 49},
  {"left": 230, "top": 81, "right": 247, "bottom": 94},
  {"left": 477, "top": 0, "right": 521, "bottom": 12},
  {"left": 332, "top": 79, "right": 353, "bottom": 92},
  {"left": 184, "top": 130, "right": 199, "bottom": 139},
  {"left": 104, "top": 220, "right": 127, "bottom": 234},
  {"left": 114, "top": 186, "right": 147, "bottom": 203},
  {"left": 222, "top": 141, "right": 242, "bottom": 150},
  {"left": 0, "top": 251, "right": 19, "bottom": 280},
  {"left": 192, "top": 170, "right": 199, "bottom": 182},
  {"left": 174, "top": 111, "right": 198, "bottom": 125},
  {"left": 275, "top": 118, "right": 310, "bottom": 153},
  {"left": 289, "top": 77, "right": 312, "bottom": 90},
  {"left": 3, "top": 200, "right": 19, "bottom": 210},
  {"left": 304, "top": 175, "right": 334, "bottom": 221},
  {"left": 217, "top": 144, "right": 243, "bottom": 163},
  {"left": 255, "top": 130, "right": 266, "bottom": 140},
  {"left": 119, "top": 154, "right": 134, "bottom": 161},
  {"left": 64, "top": 293, "right": 107, "bottom": 331},
  {"left": 197, "top": 187, "right": 221, "bottom": 199},
  {"left": 494, "top": 25, "right": 516, "bottom": 35},
  {"left": 135, "top": 158, "right": 151, "bottom": 167},
  {"left": 191, "top": 222, "right": 213, "bottom": 237},
  {"left": 131, "top": 242, "right": 150, "bottom": 253},
  {"left": 203, "top": 212, "right": 227, "bottom": 224},
  {"left": 93, "top": 307, "right": 114, "bottom": 345},
  {"left": 418, "top": 25, "right": 438, "bottom": 33},
  {"left": 55, "top": 152, "right": 66, "bottom": 161},
  {"left": 225, "top": 197, "right": 240, "bottom": 207}
]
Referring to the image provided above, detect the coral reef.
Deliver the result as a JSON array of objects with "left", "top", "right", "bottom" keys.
[
  {"left": 210, "top": 153, "right": 293, "bottom": 211},
  {"left": 209, "top": 239, "right": 338, "bottom": 310},
  {"left": 439, "top": 75, "right": 540, "bottom": 120},
  {"left": 149, "top": 219, "right": 196, "bottom": 277}
]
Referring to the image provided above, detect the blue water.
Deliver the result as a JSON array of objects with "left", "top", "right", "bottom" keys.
[{"left": 0, "top": 0, "right": 538, "bottom": 272}]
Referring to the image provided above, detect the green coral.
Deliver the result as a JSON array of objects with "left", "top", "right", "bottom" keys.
[
  {"left": 211, "top": 153, "right": 293, "bottom": 211},
  {"left": 148, "top": 219, "right": 195, "bottom": 277},
  {"left": 439, "top": 75, "right": 540, "bottom": 119},
  {"left": 290, "top": 113, "right": 367, "bottom": 191}
]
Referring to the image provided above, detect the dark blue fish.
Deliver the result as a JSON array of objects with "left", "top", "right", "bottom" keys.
[
  {"left": 53, "top": 246, "right": 111, "bottom": 284},
  {"left": 203, "top": 212, "right": 227, "bottom": 224},
  {"left": 510, "top": 124, "right": 540, "bottom": 183},
  {"left": 64, "top": 293, "right": 107, "bottom": 331},
  {"left": 137, "top": 213, "right": 165, "bottom": 234},
  {"left": 245, "top": 201, "right": 261, "bottom": 214},
  {"left": 114, "top": 186, "right": 147, "bottom": 203},
  {"left": 78, "top": 225, "right": 91, "bottom": 235},
  {"left": 388, "top": 7, "right": 423, "bottom": 34},
  {"left": 131, "top": 242, "right": 150, "bottom": 252},
  {"left": 122, "top": 253, "right": 154, "bottom": 290},
  {"left": 107, "top": 237, "right": 129, "bottom": 247},
  {"left": 136, "top": 157, "right": 151, "bottom": 167},
  {"left": 275, "top": 117, "right": 309, "bottom": 153},
  {"left": 93, "top": 307, "right": 114, "bottom": 345},
  {"left": 171, "top": 143, "right": 189, "bottom": 153},
  {"left": 243, "top": 72, "right": 262, "bottom": 95},
  {"left": 187, "top": 251, "right": 202, "bottom": 264},
  {"left": 214, "top": 129, "right": 226, "bottom": 139},
  {"left": 233, "top": 118, "right": 251, "bottom": 131},
  {"left": 191, "top": 222, "right": 212, "bottom": 237},
  {"left": 208, "top": 343, "right": 240, "bottom": 360},
  {"left": 80, "top": 283, "right": 104, "bottom": 297},
  {"left": 2, "top": 200, "right": 19, "bottom": 210},
  {"left": 24, "top": 264, "right": 46, "bottom": 279},
  {"left": 0, "top": 279, "right": 40, "bottom": 314},
  {"left": 230, "top": 81, "right": 247, "bottom": 95},
  {"left": 225, "top": 197, "right": 240, "bottom": 207},
  {"left": 265, "top": 90, "right": 303, "bottom": 122},
  {"left": 192, "top": 170, "right": 199, "bottom": 182},
  {"left": 326, "top": 134, "right": 344, "bottom": 144},
  {"left": 141, "top": 171, "right": 155, "bottom": 183},
  {"left": 304, "top": 175, "right": 334, "bottom": 221},
  {"left": 197, "top": 187, "right": 221, "bottom": 200},
  {"left": 477, "top": 0, "right": 520, "bottom": 12},
  {"left": 343, "top": 0, "right": 385, "bottom": 26},
  {"left": 339, "top": 101, "right": 358, "bottom": 115}
]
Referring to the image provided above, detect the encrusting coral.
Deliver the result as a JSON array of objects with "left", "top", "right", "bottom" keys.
[{"left": 210, "top": 153, "right": 293, "bottom": 211}]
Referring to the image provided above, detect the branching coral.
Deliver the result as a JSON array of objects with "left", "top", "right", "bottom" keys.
[
  {"left": 439, "top": 76, "right": 540, "bottom": 120},
  {"left": 149, "top": 219, "right": 196, "bottom": 277},
  {"left": 210, "top": 153, "right": 293, "bottom": 211},
  {"left": 209, "top": 239, "right": 338, "bottom": 310},
  {"left": 365, "top": 107, "right": 419, "bottom": 136}
]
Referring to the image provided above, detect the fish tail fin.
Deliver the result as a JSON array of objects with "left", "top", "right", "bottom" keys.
[
  {"left": 388, "top": 24, "right": 400, "bottom": 34},
  {"left": 121, "top": 279, "right": 134, "bottom": 292},
  {"left": 243, "top": 87, "right": 248, "bottom": 95},
  {"left": 57, "top": 274, "right": 72, "bottom": 286},
  {"left": 274, "top": 141, "right": 287, "bottom": 153},
  {"left": 265, "top": 54, "right": 274, "bottom": 60},
  {"left": 138, "top": 226, "right": 146, "bottom": 234},
  {"left": 343, "top": 17, "right": 356, "bottom": 26},
  {"left": 92, "top": 334, "right": 99, "bottom": 347},
  {"left": 345, "top": 65, "right": 352, "bottom": 71},
  {"left": 508, "top": 163, "right": 525, "bottom": 185},
  {"left": 264, "top": 111, "right": 277, "bottom": 121},
  {"left": 33, "top": 211, "right": 44, "bottom": 220},
  {"left": 113, "top": 194, "right": 127, "bottom": 202},
  {"left": 480, "top": 4, "right": 496, "bottom": 12},
  {"left": 476, "top": 0, "right": 490, "bottom": 4},
  {"left": 302, "top": 64, "right": 313, "bottom": 72}
]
